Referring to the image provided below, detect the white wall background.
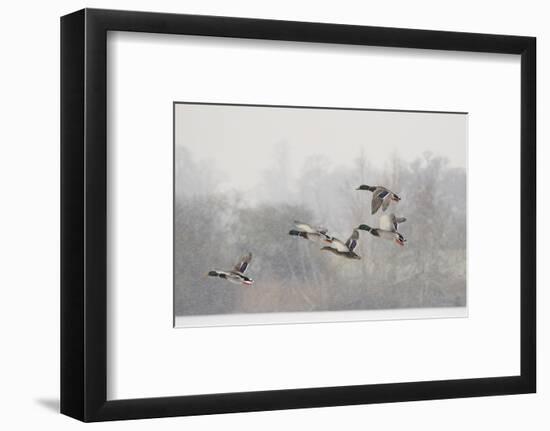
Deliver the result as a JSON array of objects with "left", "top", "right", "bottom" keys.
[{"left": 0, "top": 0, "right": 546, "bottom": 429}]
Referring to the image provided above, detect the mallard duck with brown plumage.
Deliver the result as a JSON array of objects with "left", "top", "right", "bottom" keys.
[
  {"left": 356, "top": 185, "right": 401, "bottom": 214},
  {"left": 357, "top": 214, "right": 407, "bottom": 247},
  {"left": 320, "top": 229, "right": 361, "bottom": 259},
  {"left": 207, "top": 253, "right": 254, "bottom": 286},
  {"left": 289, "top": 221, "right": 334, "bottom": 245}
]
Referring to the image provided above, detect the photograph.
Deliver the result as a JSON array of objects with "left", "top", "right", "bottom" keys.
[{"left": 174, "top": 102, "right": 468, "bottom": 326}]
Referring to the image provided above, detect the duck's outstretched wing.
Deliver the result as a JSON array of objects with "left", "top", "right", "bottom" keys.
[
  {"left": 381, "top": 192, "right": 394, "bottom": 212},
  {"left": 294, "top": 221, "right": 318, "bottom": 234},
  {"left": 234, "top": 253, "right": 252, "bottom": 274},
  {"left": 381, "top": 214, "right": 407, "bottom": 231},
  {"left": 371, "top": 189, "right": 389, "bottom": 214},
  {"left": 394, "top": 216, "right": 407, "bottom": 230},
  {"left": 329, "top": 238, "right": 349, "bottom": 252},
  {"left": 345, "top": 229, "right": 360, "bottom": 252}
]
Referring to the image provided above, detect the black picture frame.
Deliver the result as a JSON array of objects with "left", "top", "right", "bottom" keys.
[{"left": 61, "top": 8, "right": 536, "bottom": 422}]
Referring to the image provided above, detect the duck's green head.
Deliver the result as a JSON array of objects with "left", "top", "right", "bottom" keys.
[{"left": 356, "top": 185, "right": 371, "bottom": 191}]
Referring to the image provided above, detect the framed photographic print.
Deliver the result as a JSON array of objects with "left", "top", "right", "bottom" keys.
[
  {"left": 173, "top": 102, "right": 468, "bottom": 327},
  {"left": 61, "top": 8, "right": 536, "bottom": 422}
]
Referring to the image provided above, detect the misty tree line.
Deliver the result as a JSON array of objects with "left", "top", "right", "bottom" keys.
[{"left": 175, "top": 146, "right": 466, "bottom": 316}]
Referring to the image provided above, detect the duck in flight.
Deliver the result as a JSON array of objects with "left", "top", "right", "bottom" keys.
[
  {"left": 320, "top": 229, "right": 361, "bottom": 259},
  {"left": 357, "top": 216, "right": 407, "bottom": 247},
  {"left": 356, "top": 185, "right": 401, "bottom": 214},
  {"left": 207, "top": 253, "right": 254, "bottom": 286},
  {"left": 289, "top": 221, "right": 334, "bottom": 245}
]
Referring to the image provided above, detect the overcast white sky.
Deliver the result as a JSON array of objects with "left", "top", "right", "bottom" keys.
[{"left": 175, "top": 103, "right": 467, "bottom": 194}]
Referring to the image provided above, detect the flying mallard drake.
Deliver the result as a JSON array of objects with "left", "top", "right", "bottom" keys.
[
  {"left": 356, "top": 185, "right": 401, "bottom": 214},
  {"left": 357, "top": 219, "right": 406, "bottom": 247},
  {"left": 289, "top": 221, "right": 334, "bottom": 245},
  {"left": 320, "top": 229, "right": 361, "bottom": 259},
  {"left": 207, "top": 253, "right": 254, "bottom": 286}
]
